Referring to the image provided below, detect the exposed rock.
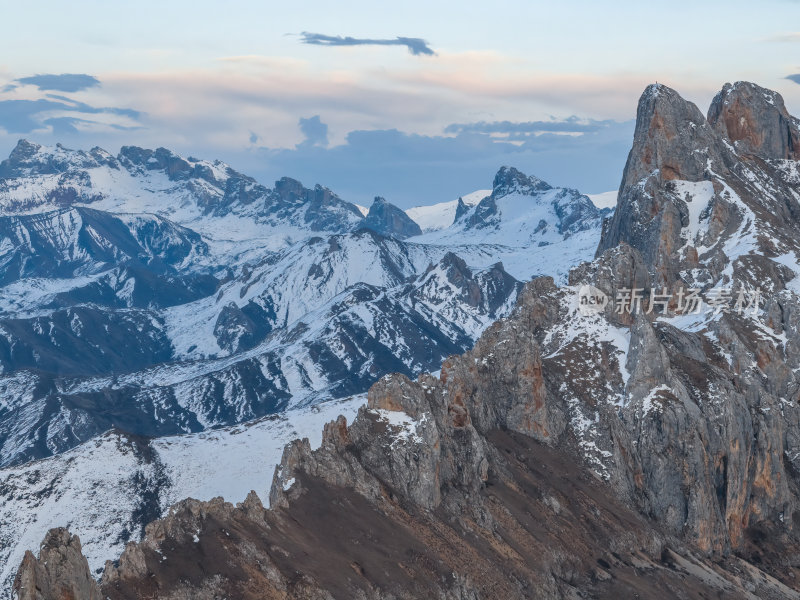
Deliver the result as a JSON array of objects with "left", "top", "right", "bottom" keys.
[
  {"left": 13, "top": 528, "right": 101, "bottom": 600},
  {"left": 492, "top": 165, "right": 552, "bottom": 196},
  {"left": 358, "top": 196, "right": 423, "bottom": 239},
  {"left": 460, "top": 166, "right": 603, "bottom": 236},
  {"left": 708, "top": 81, "right": 800, "bottom": 161},
  {"left": 598, "top": 82, "right": 800, "bottom": 291},
  {"left": 453, "top": 196, "right": 470, "bottom": 223}
]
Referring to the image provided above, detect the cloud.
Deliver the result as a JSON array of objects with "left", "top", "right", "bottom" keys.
[
  {"left": 445, "top": 117, "right": 618, "bottom": 136},
  {"left": 42, "top": 116, "right": 94, "bottom": 136},
  {"left": 297, "top": 115, "right": 328, "bottom": 147},
  {"left": 299, "top": 33, "right": 435, "bottom": 56},
  {"left": 787, "top": 74, "right": 800, "bottom": 85},
  {"left": 15, "top": 73, "right": 100, "bottom": 92},
  {"left": 0, "top": 94, "right": 141, "bottom": 134},
  {"left": 765, "top": 32, "right": 800, "bottom": 42},
  {"left": 250, "top": 117, "right": 634, "bottom": 206},
  {"left": 0, "top": 59, "right": 647, "bottom": 202}
]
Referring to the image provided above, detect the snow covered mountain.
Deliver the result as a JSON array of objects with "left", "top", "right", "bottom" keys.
[
  {"left": 0, "top": 141, "right": 605, "bottom": 469},
  {"left": 409, "top": 167, "right": 611, "bottom": 282},
  {"left": 0, "top": 139, "right": 607, "bottom": 594}
]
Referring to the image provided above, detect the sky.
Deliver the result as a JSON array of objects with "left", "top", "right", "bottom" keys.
[{"left": 1, "top": 0, "right": 799, "bottom": 207}]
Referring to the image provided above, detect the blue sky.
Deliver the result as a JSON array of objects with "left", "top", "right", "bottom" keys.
[{"left": 1, "top": 0, "right": 799, "bottom": 206}]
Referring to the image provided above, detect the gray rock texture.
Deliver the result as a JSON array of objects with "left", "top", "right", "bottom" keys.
[
  {"left": 708, "top": 81, "right": 800, "bottom": 161},
  {"left": 14, "top": 529, "right": 101, "bottom": 600}
]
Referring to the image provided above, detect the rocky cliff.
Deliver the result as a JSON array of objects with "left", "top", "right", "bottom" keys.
[
  {"left": 14, "top": 81, "right": 800, "bottom": 599},
  {"left": 359, "top": 196, "right": 423, "bottom": 239}
]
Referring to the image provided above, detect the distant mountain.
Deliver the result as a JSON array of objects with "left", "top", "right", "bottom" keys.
[
  {"left": 404, "top": 189, "right": 489, "bottom": 232},
  {"left": 0, "top": 141, "right": 605, "bottom": 469},
  {"left": 359, "top": 196, "right": 422, "bottom": 239},
  {"left": 410, "top": 166, "right": 610, "bottom": 282},
  {"left": 0, "top": 140, "right": 364, "bottom": 251}
]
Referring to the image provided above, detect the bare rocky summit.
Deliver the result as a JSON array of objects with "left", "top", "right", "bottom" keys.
[
  {"left": 15, "top": 81, "right": 800, "bottom": 599},
  {"left": 13, "top": 529, "right": 100, "bottom": 600}
]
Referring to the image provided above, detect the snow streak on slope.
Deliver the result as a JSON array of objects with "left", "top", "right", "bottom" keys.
[{"left": 164, "top": 230, "right": 439, "bottom": 359}]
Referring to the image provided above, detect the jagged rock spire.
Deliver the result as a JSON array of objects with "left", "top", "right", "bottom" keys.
[
  {"left": 598, "top": 81, "right": 800, "bottom": 291},
  {"left": 359, "top": 196, "right": 422, "bottom": 239},
  {"left": 708, "top": 81, "right": 800, "bottom": 161},
  {"left": 14, "top": 528, "right": 101, "bottom": 600}
]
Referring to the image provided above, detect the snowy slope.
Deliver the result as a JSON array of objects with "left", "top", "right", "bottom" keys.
[
  {"left": 588, "top": 190, "right": 618, "bottom": 209},
  {"left": 0, "top": 146, "right": 613, "bottom": 594},
  {"left": 405, "top": 189, "right": 489, "bottom": 232},
  {"left": 0, "top": 140, "right": 365, "bottom": 251},
  {"left": 0, "top": 395, "right": 364, "bottom": 595},
  {"left": 163, "top": 229, "right": 440, "bottom": 358},
  {"left": 0, "top": 146, "right": 609, "bottom": 473}
]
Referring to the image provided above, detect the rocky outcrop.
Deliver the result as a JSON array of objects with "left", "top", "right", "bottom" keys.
[
  {"left": 14, "top": 529, "right": 101, "bottom": 600},
  {"left": 358, "top": 196, "right": 423, "bottom": 239},
  {"left": 492, "top": 165, "right": 552, "bottom": 196},
  {"left": 271, "top": 176, "right": 365, "bottom": 231},
  {"left": 708, "top": 82, "right": 800, "bottom": 161},
  {"left": 453, "top": 196, "right": 470, "bottom": 223}
]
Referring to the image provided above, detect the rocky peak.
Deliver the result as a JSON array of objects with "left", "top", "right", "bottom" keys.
[
  {"left": 622, "top": 83, "right": 714, "bottom": 187},
  {"left": 598, "top": 81, "right": 800, "bottom": 290},
  {"left": 453, "top": 196, "right": 470, "bottom": 223},
  {"left": 0, "top": 139, "right": 45, "bottom": 176},
  {"left": 359, "top": 196, "right": 422, "bottom": 239},
  {"left": 0, "top": 139, "right": 112, "bottom": 178},
  {"left": 708, "top": 81, "right": 800, "bottom": 161},
  {"left": 272, "top": 176, "right": 307, "bottom": 205},
  {"left": 553, "top": 188, "right": 603, "bottom": 235},
  {"left": 14, "top": 528, "right": 101, "bottom": 600},
  {"left": 492, "top": 165, "right": 552, "bottom": 198},
  {"left": 118, "top": 146, "right": 200, "bottom": 181}
]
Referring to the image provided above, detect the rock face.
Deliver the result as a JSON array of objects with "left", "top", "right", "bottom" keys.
[
  {"left": 597, "top": 81, "right": 800, "bottom": 291},
  {"left": 708, "top": 82, "right": 800, "bottom": 161},
  {"left": 14, "top": 82, "right": 800, "bottom": 598},
  {"left": 359, "top": 196, "right": 423, "bottom": 238},
  {"left": 14, "top": 529, "right": 101, "bottom": 600}
]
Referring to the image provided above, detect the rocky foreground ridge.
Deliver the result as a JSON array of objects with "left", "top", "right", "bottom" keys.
[{"left": 14, "top": 81, "right": 800, "bottom": 599}]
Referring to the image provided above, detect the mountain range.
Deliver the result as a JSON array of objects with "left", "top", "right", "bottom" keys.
[
  {"left": 0, "top": 137, "right": 607, "bottom": 592},
  {"left": 10, "top": 80, "right": 800, "bottom": 599}
]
